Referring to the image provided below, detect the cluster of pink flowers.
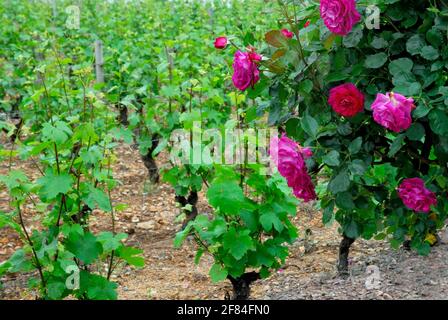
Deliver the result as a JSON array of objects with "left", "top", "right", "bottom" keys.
[
  {"left": 213, "top": 4, "right": 441, "bottom": 213},
  {"left": 320, "top": 0, "right": 361, "bottom": 35},
  {"left": 398, "top": 178, "right": 438, "bottom": 213},
  {"left": 270, "top": 134, "right": 316, "bottom": 202},
  {"left": 328, "top": 84, "right": 415, "bottom": 133}
]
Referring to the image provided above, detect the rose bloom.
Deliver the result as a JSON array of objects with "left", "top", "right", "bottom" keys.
[
  {"left": 214, "top": 37, "right": 228, "bottom": 49},
  {"left": 270, "top": 134, "right": 316, "bottom": 202},
  {"left": 281, "top": 28, "right": 294, "bottom": 38},
  {"left": 320, "top": 0, "right": 361, "bottom": 36},
  {"left": 232, "top": 50, "right": 260, "bottom": 91},
  {"left": 328, "top": 83, "right": 365, "bottom": 117},
  {"left": 371, "top": 92, "right": 415, "bottom": 133},
  {"left": 398, "top": 178, "right": 437, "bottom": 213}
]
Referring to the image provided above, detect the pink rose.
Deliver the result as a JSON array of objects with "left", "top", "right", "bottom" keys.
[
  {"left": 281, "top": 29, "right": 294, "bottom": 39},
  {"left": 320, "top": 0, "right": 361, "bottom": 36},
  {"left": 328, "top": 83, "right": 365, "bottom": 117},
  {"left": 270, "top": 134, "right": 316, "bottom": 202},
  {"left": 371, "top": 92, "right": 415, "bottom": 133},
  {"left": 214, "top": 37, "right": 228, "bottom": 49},
  {"left": 398, "top": 178, "right": 437, "bottom": 213},
  {"left": 232, "top": 50, "right": 260, "bottom": 91}
]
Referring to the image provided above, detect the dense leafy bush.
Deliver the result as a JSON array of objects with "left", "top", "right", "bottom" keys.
[{"left": 258, "top": 0, "right": 448, "bottom": 270}]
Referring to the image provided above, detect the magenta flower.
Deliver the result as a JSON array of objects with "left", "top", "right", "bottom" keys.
[
  {"left": 232, "top": 50, "right": 260, "bottom": 91},
  {"left": 398, "top": 178, "right": 437, "bottom": 213},
  {"left": 320, "top": 0, "right": 361, "bottom": 36},
  {"left": 371, "top": 92, "right": 415, "bottom": 133},
  {"left": 214, "top": 37, "right": 228, "bottom": 49},
  {"left": 270, "top": 134, "right": 316, "bottom": 202},
  {"left": 281, "top": 29, "right": 294, "bottom": 39}
]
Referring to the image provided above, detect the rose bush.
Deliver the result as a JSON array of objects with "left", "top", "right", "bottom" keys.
[{"left": 250, "top": 0, "right": 448, "bottom": 272}]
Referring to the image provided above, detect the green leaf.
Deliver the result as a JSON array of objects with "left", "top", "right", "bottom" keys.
[
  {"left": 73, "top": 123, "right": 99, "bottom": 144},
  {"left": 116, "top": 246, "right": 145, "bottom": 268},
  {"left": 194, "top": 249, "right": 204, "bottom": 265},
  {"left": 174, "top": 222, "right": 193, "bottom": 248},
  {"left": 0, "top": 170, "right": 28, "bottom": 190},
  {"left": 97, "top": 232, "right": 127, "bottom": 252},
  {"left": 342, "top": 25, "right": 362, "bottom": 48},
  {"left": 406, "top": 123, "right": 425, "bottom": 141},
  {"left": 328, "top": 170, "right": 350, "bottom": 194},
  {"left": 47, "top": 281, "right": 67, "bottom": 300},
  {"left": 298, "top": 79, "right": 313, "bottom": 94},
  {"left": 335, "top": 192, "right": 355, "bottom": 211},
  {"left": 371, "top": 37, "right": 388, "bottom": 49},
  {"left": 420, "top": 46, "right": 439, "bottom": 61},
  {"left": 81, "top": 272, "right": 118, "bottom": 300},
  {"left": 65, "top": 232, "right": 102, "bottom": 264},
  {"left": 349, "top": 159, "right": 368, "bottom": 175},
  {"left": 428, "top": 109, "right": 448, "bottom": 136},
  {"left": 413, "top": 103, "right": 430, "bottom": 119},
  {"left": 364, "top": 53, "right": 388, "bottom": 69},
  {"left": 80, "top": 147, "right": 102, "bottom": 165},
  {"left": 344, "top": 220, "right": 359, "bottom": 239},
  {"left": 301, "top": 114, "right": 319, "bottom": 137},
  {"left": 389, "top": 58, "right": 413, "bottom": 75},
  {"left": 38, "top": 171, "right": 73, "bottom": 199},
  {"left": 388, "top": 134, "right": 405, "bottom": 157},
  {"left": 370, "top": 163, "right": 398, "bottom": 188},
  {"left": 209, "top": 263, "right": 228, "bottom": 283},
  {"left": 322, "top": 201, "right": 335, "bottom": 225},
  {"left": 426, "top": 28, "right": 443, "bottom": 48},
  {"left": 6, "top": 249, "right": 33, "bottom": 273},
  {"left": 348, "top": 137, "right": 362, "bottom": 154},
  {"left": 223, "top": 228, "right": 254, "bottom": 260},
  {"left": 42, "top": 121, "right": 73, "bottom": 145},
  {"left": 323, "top": 150, "right": 340, "bottom": 166},
  {"left": 84, "top": 187, "right": 112, "bottom": 212},
  {"left": 259, "top": 207, "right": 284, "bottom": 233},
  {"left": 207, "top": 181, "right": 245, "bottom": 215},
  {"left": 406, "top": 34, "right": 425, "bottom": 55},
  {"left": 393, "top": 81, "right": 421, "bottom": 97}
]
